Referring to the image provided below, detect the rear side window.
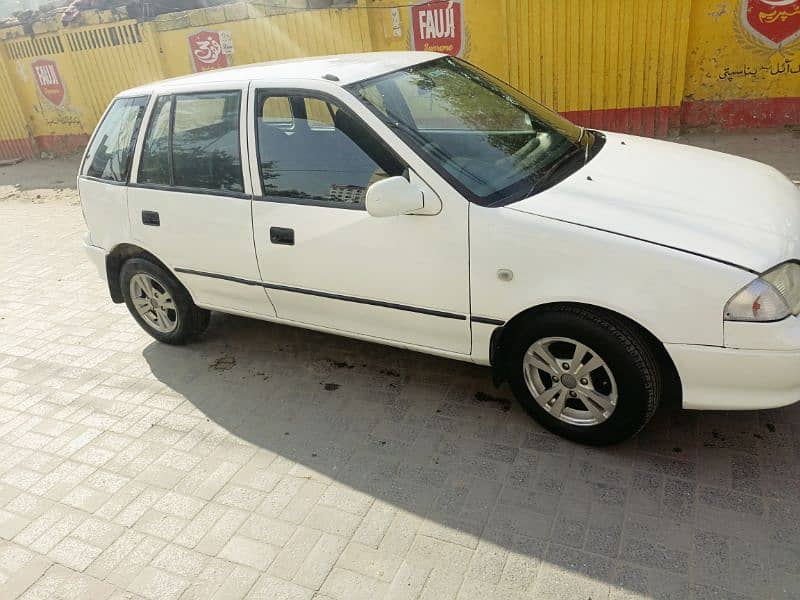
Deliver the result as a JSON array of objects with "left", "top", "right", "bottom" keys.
[
  {"left": 82, "top": 96, "right": 148, "bottom": 182},
  {"left": 138, "top": 91, "right": 244, "bottom": 193},
  {"left": 262, "top": 96, "right": 293, "bottom": 126}
]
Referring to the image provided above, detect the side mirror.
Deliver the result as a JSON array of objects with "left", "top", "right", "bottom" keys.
[
  {"left": 365, "top": 176, "right": 425, "bottom": 218},
  {"left": 366, "top": 176, "right": 443, "bottom": 217}
]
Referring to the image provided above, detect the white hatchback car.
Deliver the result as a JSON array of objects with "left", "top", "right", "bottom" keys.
[{"left": 80, "top": 51, "right": 800, "bottom": 445}]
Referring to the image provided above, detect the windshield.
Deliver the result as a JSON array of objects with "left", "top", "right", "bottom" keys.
[{"left": 348, "top": 57, "right": 597, "bottom": 206}]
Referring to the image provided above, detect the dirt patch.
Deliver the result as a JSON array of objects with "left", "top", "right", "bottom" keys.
[
  {"left": 328, "top": 360, "right": 355, "bottom": 369},
  {"left": 209, "top": 356, "right": 236, "bottom": 371},
  {"left": 251, "top": 369, "right": 270, "bottom": 381}
]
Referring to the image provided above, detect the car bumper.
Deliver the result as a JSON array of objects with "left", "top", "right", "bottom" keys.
[
  {"left": 667, "top": 337, "right": 800, "bottom": 410},
  {"left": 83, "top": 234, "right": 107, "bottom": 283}
]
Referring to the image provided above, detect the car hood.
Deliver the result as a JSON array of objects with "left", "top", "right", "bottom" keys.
[{"left": 508, "top": 132, "right": 800, "bottom": 273}]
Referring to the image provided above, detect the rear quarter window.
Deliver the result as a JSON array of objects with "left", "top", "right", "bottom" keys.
[{"left": 82, "top": 96, "right": 149, "bottom": 182}]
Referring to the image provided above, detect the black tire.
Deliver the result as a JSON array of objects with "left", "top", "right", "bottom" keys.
[
  {"left": 506, "top": 305, "right": 661, "bottom": 445},
  {"left": 120, "top": 258, "right": 210, "bottom": 345},
  {"left": 190, "top": 308, "right": 211, "bottom": 337}
]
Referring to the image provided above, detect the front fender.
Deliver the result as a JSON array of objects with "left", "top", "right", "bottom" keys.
[{"left": 469, "top": 206, "right": 754, "bottom": 347}]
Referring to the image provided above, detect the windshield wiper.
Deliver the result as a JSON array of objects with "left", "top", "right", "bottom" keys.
[{"left": 524, "top": 144, "right": 585, "bottom": 198}]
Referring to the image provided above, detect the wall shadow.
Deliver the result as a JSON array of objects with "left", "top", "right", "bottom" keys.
[{"left": 0, "top": 157, "right": 80, "bottom": 191}]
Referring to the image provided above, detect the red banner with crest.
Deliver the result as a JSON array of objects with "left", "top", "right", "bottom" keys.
[
  {"left": 742, "top": 0, "right": 800, "bottom": 48},
  {"left": 188, "top": 30, "right": 233, "bottom": 72}
]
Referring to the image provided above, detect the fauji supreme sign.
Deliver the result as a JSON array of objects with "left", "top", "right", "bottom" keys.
[
  {"left": 32, "top": 59, "right": 65, "bottom": 106},
  {"left": 411, "top": 1, "right": 464, "bottom": 56}
]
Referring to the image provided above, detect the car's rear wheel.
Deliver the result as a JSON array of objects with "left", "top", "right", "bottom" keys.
[
  {"left": 507, "top": 306, "right": 661, "bottom": 445},
  {"left": 120, "top": 258, "right": 210, "bottom": 345}
]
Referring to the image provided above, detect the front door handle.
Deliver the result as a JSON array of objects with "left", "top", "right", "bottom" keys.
[{"left": 270, "top": 227, "right": 294, "bottom": 246}]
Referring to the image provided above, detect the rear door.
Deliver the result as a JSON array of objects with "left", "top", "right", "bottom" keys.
[
  {"left": 127, "top": 84, "right": 275, "bottom": 317},
  {"left": 79, "top": 95, "right": 148, "bottom": 250}
]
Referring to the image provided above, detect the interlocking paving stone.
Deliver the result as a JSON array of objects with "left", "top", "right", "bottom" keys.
[{"left": 0, "top": 156, "right": 799, "bottom": 599}]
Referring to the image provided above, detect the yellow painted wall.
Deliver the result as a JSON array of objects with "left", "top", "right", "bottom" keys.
[
  {"left": 682, "top": 0, "right": 800, "bottom": 127},
  {"left": 0, "top": 48, "right": 31, "bottom": 157},
  {"left": 686, "top": 0, "right": 800, "bottom": 102},
  {"left": 3, "top": 31, "right": 88, "bottom": 149},
  {"left": 364, "top": 0, "right": 510, "bottom": 83},
  {"left": 0, "top": 0, "right": 797, "bottom": 158},
  {"left": 61, "top": 21, "right": 165, "bottom": 124},
  {"left": 360, "top": 0, "right": 691, "bottom": 134},
  {"left": 156, "top": 7, "right": 372, "bottom": 77},
  {"left": 503, "top": 0, "right": 691, "bottom": 135},
  {"left": 1, "top": 20, "right": 164, "bottom": 153}
]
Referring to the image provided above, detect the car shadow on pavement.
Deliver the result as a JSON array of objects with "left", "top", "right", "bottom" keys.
[{"left": 142, "top": 311, "right": 800, "bottom": 598}]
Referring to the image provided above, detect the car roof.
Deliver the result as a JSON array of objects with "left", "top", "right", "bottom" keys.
[{"left": 119, "top": 51, "right": 443, "bottom": 97}]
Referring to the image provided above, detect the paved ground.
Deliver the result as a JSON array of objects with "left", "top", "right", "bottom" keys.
[
  {"left": 0, "top": 130, "right": 798, "bottom": 600},
  {"left": 676, "top": 129, "right": 800, "bottom": 182}
]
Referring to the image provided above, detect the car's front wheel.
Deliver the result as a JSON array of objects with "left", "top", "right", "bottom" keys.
[
  {"left": 120, "top": 258, "right": 210, "bottom": 345},
  {"left": 507, "top": 306, "right": 662, "bottom": 445}
]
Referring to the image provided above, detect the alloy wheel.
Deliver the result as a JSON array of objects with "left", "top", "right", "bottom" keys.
[
  {"left": 129, "top": 273, "right": 179, "bottom": 334},
  {"left": 522, "top": 336, "right": 618, "bottom": 426}
]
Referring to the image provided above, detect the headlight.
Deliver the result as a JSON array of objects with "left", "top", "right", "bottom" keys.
[
  {"left": 763, "top": 261, "right": 800, "bottom": 315},
  {"left": 724, "top": 262, "right": 800, "bottom": 322}
]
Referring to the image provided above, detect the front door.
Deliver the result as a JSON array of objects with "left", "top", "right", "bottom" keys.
[
  {"left": 127, "top": 87, "right": 275, "bottom": 318},
  {"left": 248, "top": 87, "right": 470, "bottom": 354}
]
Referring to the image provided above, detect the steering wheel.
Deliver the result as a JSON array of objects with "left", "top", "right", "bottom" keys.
[{"left": 511, "top": 132, "right": 553, "bottom": 166}]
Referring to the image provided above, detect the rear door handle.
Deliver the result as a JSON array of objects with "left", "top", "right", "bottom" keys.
[
  {"left": 142, "top": 210, "right": 160, "bottom": 226},
  {"left": 270, "top": 227, "right": 294, "bottom": 246}
]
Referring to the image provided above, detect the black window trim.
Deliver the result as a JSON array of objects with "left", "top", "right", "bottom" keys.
[
  {"left": 137, "top": 93, "right": 172, "bottom": 187},
  {"left": 136, "top": 89, "right": 246, "bottom": 196},
  {"left": 79, "top": 94, "right": 150, "bottom": 184},
  {"left": 166, "top": 93, "right": 175, "bottom": 186},
  {"left": 127, "top": 181, "right": 251, "bottom": 200},
  {"left": 78, "top": 174, "right": 127, "bottom": 187},
  {"left": 252, "top": 87, "right": 409, "bottom": 210}
]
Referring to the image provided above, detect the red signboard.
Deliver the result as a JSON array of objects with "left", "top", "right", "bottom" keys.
[
  {"left": 411, "top": 1, "right": 464, "bottom": 56},
  {"left": 188, "top": 30, "right": 231, "bottom": 72},
  {"left": 742, "top": 0, "right": 800, "bottom": 48},
  {"left": 32, "top": 59, "right": 65, "bottom": 106}
]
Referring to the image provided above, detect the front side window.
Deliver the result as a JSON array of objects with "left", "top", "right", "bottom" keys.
[
  {"left": 254, "top": 92, "right": 404, "bottom": 209},
  {"left": 349, "top": 57, "right": 598, "bottom": 206},
  {"left": 138, "top": 91, "right": 244, "bottom": 193},
  {"left": 82, "top": 95, "right": 148, "bottom": 182}
]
